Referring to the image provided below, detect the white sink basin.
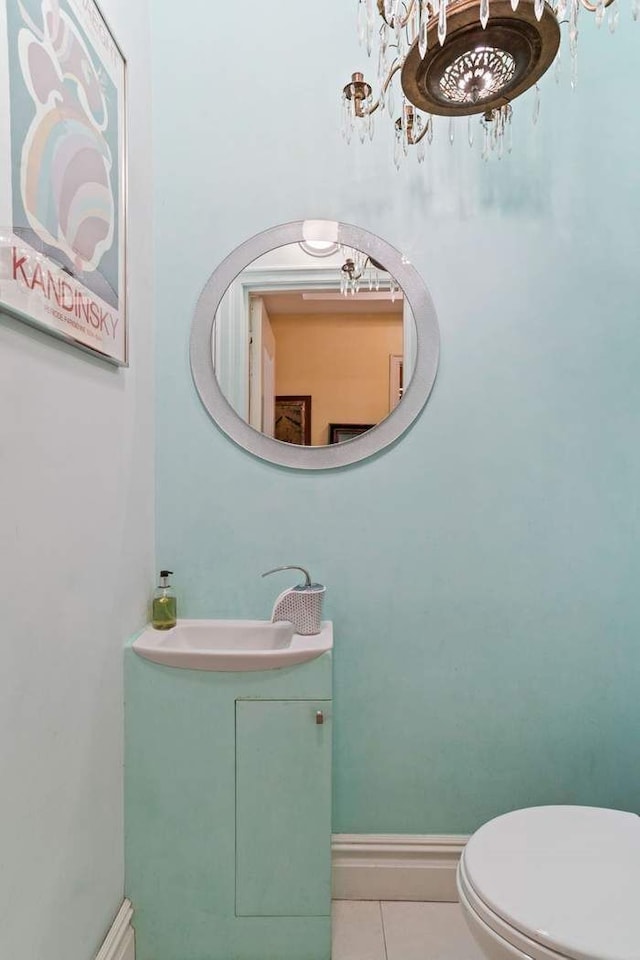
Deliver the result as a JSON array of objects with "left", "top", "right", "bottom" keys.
[{"left": 132, "top": 619, "right": 332, "bottom": 672}]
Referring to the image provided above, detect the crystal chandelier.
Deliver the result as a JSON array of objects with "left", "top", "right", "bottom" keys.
[
  {"left": 339, "top": 246, "right": 401, "bottom": 297},
  {"left": 342, "top": 0, "right": 633, "bottom": 161}
]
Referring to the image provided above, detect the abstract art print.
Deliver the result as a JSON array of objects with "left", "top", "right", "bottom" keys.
[{"left": 0, "top": 0, "right": 127, "bottom": 363}]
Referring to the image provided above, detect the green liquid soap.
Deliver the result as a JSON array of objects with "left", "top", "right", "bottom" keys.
[
  {"left": 152, "top": 595, "right": 176, "bottom": 629},
  {"left": 152, "top": 570, "right": 177, "bottom": 629}
]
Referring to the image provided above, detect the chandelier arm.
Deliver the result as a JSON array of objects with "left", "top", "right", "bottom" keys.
[
  {"left": 378, "top": 0, "right": 418, "bottom": 27},
  {"left": 366, "top": 101, "right": 381, "bottom": 116},
  {"left": 579, "top": 0, "right": 615, "bottom": 11},
  {"left": 356, "top": 60, "right": 403, "bottom": 117},
  {"left": 397, "top": 0, "right": 418, "bottom": 29},
  {"left": 378, "top": 58, "right": 404, "bottom": 99},
  {"left": 412, "top": 119, "right": 431, "bottom": 145}
]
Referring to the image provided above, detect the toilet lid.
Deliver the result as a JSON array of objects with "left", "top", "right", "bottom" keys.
[{"left": 463, "top": 806, "right": 640, "bottom": 960}]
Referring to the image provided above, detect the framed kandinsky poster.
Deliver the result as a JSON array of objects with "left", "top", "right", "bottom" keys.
[{"left": 0, "top": 0, "right": 127, "bottom": 365}]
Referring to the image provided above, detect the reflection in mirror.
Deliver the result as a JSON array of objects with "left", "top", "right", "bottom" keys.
[{"left": 213, "top": 242, "right": 417, "bottom": 447}]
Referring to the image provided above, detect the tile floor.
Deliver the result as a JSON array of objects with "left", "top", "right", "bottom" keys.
[{"left": 332, "top": 901, "right": 486, "bottom": 960}]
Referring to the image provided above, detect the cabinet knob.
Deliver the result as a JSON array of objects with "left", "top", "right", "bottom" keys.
[{"left": 315, "top": 710, "right": 324, "bottom": 725}]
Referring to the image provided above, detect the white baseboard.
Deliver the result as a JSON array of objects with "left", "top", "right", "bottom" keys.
[
  {"left": 106, "top": 838, "right": 464, "bottom": 954},
  {"left": 94, "top": 900, "right": 135, "bottom": 960},
  {"left": 332, "top": 834, "right": 468, "bottom": 902}
]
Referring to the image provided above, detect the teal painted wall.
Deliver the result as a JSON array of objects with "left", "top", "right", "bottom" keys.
[{"left": 152, "top": 1, "right": 640, "bottom": 834}]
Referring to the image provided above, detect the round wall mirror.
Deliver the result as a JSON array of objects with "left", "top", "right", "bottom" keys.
[{"left": 190, "top": 220, "right": 440, "bottom": 469}]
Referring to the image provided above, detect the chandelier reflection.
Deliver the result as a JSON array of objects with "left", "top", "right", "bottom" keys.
[
  {"left": 340, "top": 248, "right": 401, "bottom": 297},
  {"left": 342, "top": 0, "right": 632, "bottom": 162}
]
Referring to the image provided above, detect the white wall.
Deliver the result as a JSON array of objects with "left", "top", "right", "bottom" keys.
[{"left": 0, "top": 2, "right": 153, "bottom": 958}]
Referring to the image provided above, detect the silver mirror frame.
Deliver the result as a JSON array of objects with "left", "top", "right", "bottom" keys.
[{"left": 190, "top": 220, "right": 440, "bottom": 469}]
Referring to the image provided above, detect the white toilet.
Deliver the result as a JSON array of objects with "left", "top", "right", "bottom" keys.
[{"left": 457, "top": 806, "right": 640, "bottom": 960}]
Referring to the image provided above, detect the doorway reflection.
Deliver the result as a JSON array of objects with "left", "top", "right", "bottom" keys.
[{"left": 213, "top": 242, "right": 415, "bottom": 446}]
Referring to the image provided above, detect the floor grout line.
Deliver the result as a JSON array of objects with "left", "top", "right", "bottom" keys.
[{"left": 379, "top": 900, "right": 389, "bottom": 960}]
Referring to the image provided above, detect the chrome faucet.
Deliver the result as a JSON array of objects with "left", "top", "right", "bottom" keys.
[{"left": 261, "top": 565, "right": 326, "bottom": 636}]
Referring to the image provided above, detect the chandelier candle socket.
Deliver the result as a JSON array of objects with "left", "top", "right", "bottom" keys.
[{"left": 341, "top": 0, "right": 627, "bottom": 159}]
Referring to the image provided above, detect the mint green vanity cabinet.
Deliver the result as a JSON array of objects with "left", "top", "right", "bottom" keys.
[
  {"left": 124, "top": 642, "right": 332, "bottom": 960},
  {"left": 236, "top": 699, "right": 332, "bottom": 917}
]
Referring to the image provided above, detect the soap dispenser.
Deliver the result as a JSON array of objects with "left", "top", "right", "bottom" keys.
[
  {"left": 261, "top": 565, "right": 326, "bottom": 636},
  {"left": 152, "top": 570, "right": 177, "bottom": 630}
]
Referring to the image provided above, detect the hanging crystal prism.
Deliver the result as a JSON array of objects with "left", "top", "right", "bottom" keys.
[
  {"left": 490, "top": 118, "right": 499, "bottom": 157},
  {"left": 393, "top": 126, "right": 403, "bottom": 170},
  {"left": 483, "top": 111, "right": 494, "bottom": 154},
  {"left": 510, "top": 0, "right": 519, "bottom": 11},
  {"left": 418, "top": 19, "right": 429, "bottom": 56},
  {"left": 481, "top": 120, "right": 489, "bottom": 161},
  {"left": 532, "top": 83, "right": 541, "bottom": 124},
  {"left": 416, "top": 116, "right": 426, "bottom": 162},
  {"left": 569, "top": 0, "right": 579, "bottom": 54},
  {"left": 467, "top": 115, "right": 474, "bottom": 147},
  {"left": 384, "top": 0, "right": 395, "bottom": 22},
  {"left": 595, "top": 0, "right": 605, "bottom": 28},
  {"left": 556, "top": 0, "right": 567, "bottom": 18},
  {"left": 426, "top": 114, "right": 434, "bottom": 144},
  {"left": 379, "top": 22, "right": 389, "bottom": 74},
  {"left": 449, "top": 116, "right": 455, "bottom": 144},
  {"left": 368, "top": 106, "right": 375, "bottom": 140},
  {"left": 402, "top": 101, "right": 410, "bottom": 155},
  {"left": 399, "top": 22, "right": 408, "bottom": 61},
  {"left": 505, "top": 108, "right": 513, "bottom": 154},
  {"left": 608, "top": 4, "right": 619, "bottom": 32},
  {"left": 438, "top": 0, "right": 448, "bottom": 45},
  {"left": 394, "top": 0, "right": 404, "bottom": 52},
  {"left": 568, "top": 3, "right": 578, "bottom": 91},
  {"left": 554, "top": 46, "right": 561, "bottom": 83},
  {"left": 387, "top": 75, "right": 396, "bottom": 118},
  {"left": 342, "top": 94, "right": 353, "bottom": 144},
  {"left": 412, "top": 0, "right": 421, "bottom": 44},
  {"left": 480, "top": 0, "right": 490, "bottom": 29},
  {"left": 366, "top": 0, "right": 375, "bottom": 55},
  {"left": 569, "top": 29, "right": 578, "bottom": 55},
  {"left": 534, "top": 0, "right": 544, "bottom": 21},
  {"left": 345, "top": 111, "right": 353, "bottom": 145},
  {"left": 419, "top": 0, "right": 429, "bottom": 56},
  {"left": 633, "top": 0, "right": 640, "bottom": 21},
  {"left": 357, "top": 0, "right": 366, "bottom": 44},
  {"left": 358, "top": 111, "right": 367, "bottom": 143},
  {"left": 568, "top": 0, "right": 579, "bottom": 89}
]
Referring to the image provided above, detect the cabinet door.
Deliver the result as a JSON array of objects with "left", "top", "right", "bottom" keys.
[{"left": 235, "top": 699, "right": 332, "bottom": 917}]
